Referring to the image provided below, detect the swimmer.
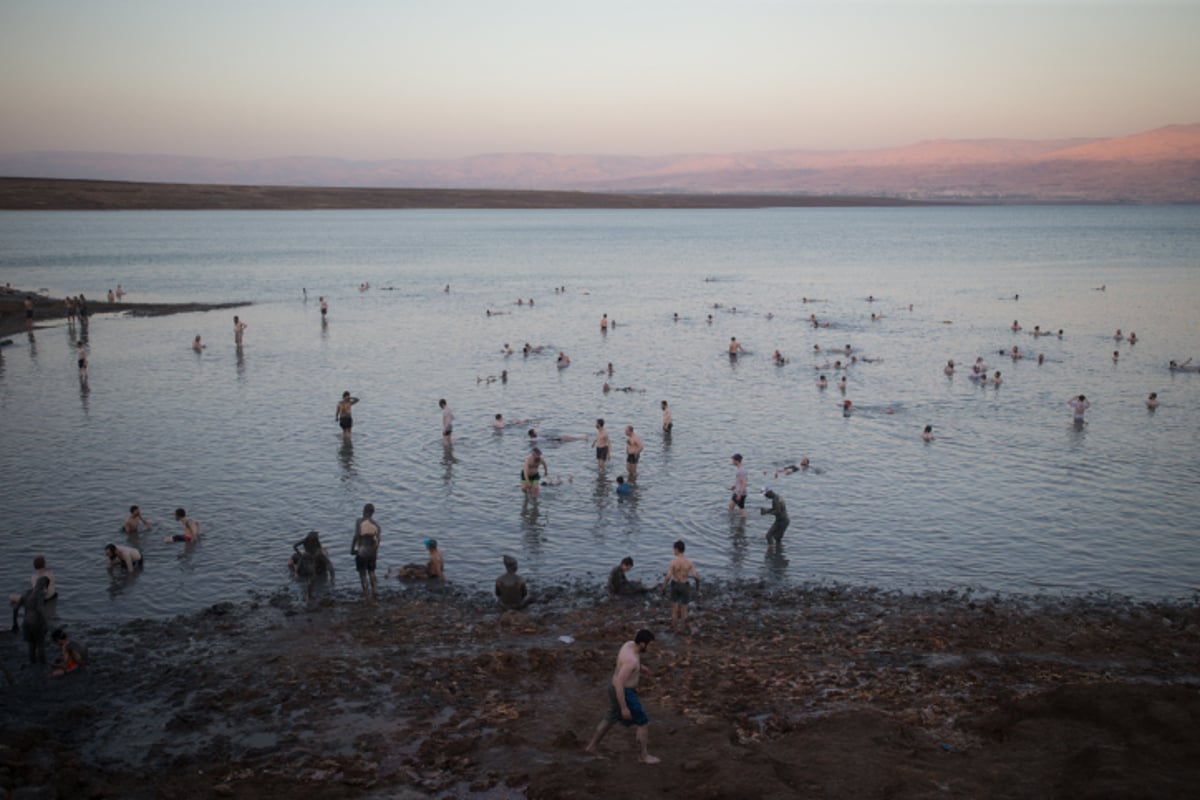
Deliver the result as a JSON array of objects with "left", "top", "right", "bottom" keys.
[
  {"left": 773, "top": 458, "right": 810, "bottom": 477},
  {"left": 615, "top": 475, "right": 633, "bottom": 496},
  {"left": 502, "top": 343, "right": 513, "bottom": 355},
  {"left": 557, "top": 352, "right": 571, "bottom": 368},
  {"left": 772, "top": 349, "right": 785, "bottom": 365},
  {"left": 1113, "top": 329, "right": 1124, "bottom": 341},
  {"left": 123, "top": 505, "right": 152, "bottom": 534},
  {"left": 661, "top": 540, "right": 700, "bottom": 634},
  {"left": 661, "top": 400, "right": 672, "bottom": 434},
  {"left": 1112, "top": 350, "right": 1119, "bottom": 363},
  {"left": 1010, "top": 346, "right": 1023, "bottom": 359},
  {"left": 1037, "top": 354, "right": 1045, "bottom": 365},
  {"left": 522, "top": 448, "right": 548, "bottom": 498},
  {"left": 728, "top": 454, "right": 748, "bottom": 516},
  {"left": 1146, "top": 392, "right": 1159, "bottom": 410},
  {"left": 319, "top": 296, "right": 328, "bottom": 318},
  {"left": 993, "top": 370, "right": 1003, "bottom": 386},
  {"left": 1128, "top": 332, "right": 1138, "bottom": 344},
  {"left": 350, "top": 505, "right": 380, "bottom": 601},
  {"left": 922, "top": 425, "right": 935, "bottom": 442},
  {"left": 836, "top": 376, "right": 847, "bottom": 392},
  {"left": 494, "top": 413, "right": 505, "bottom": 430},
  {"left": 944, "top": 360, "right": 955, "bottom": 375},
  {"left": 290, "top": 531, "right": 334, "bottom": 601},
  {"left": 104, "top": 543, "right": 142, "bottom": 572},
  {"left": 192, "top": 335, "right": 205, "bottom": 352},
  {"left": 1011, "top": 320, "right": 1022, "bottom": 331},
  {"left": 728, "top": 337, "right": 746, "bottom": 356},
  {"left": 165, "top": 508, "right": 200, "bottom": 543},
  {"left": 600, "top": 313, "right": 608, "bottom": 331},
  {"left": 842, "top": 399, "right": 853, "bottom": 416},
  {"left": 1169, "top": 358, "right": 1193, "bottom": 371}
]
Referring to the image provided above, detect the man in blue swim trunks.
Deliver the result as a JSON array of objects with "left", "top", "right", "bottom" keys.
[{"left": 585, "top": 629, "right": 660, "bottom": 764}]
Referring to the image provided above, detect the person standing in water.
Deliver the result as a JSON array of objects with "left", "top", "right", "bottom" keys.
[
  {"left": 350, "top": 503, "right": 381, "bottom": 601},
  {"left": 729, "top": 454, "right": 748, "bottom": 516},
  {"left": 1068, "top": 394, "right": 1090, "bottom": 424},
  {"left": 594, "top": 419, "right": 611, "bottom": 470},
  {"left": 760, "top": 488, "right": 789, "bottom": 549},
  {"left": 661, "top": 400, "right": 673, "bottom": 434},
  {"left": 625, "top": 426, "right": 644, "bottom": 479},
  {"left": 233, "top": 315, "right": 247, "bottom": 347},
  {"left": 439, "top": 399, "right": 454, "bottom": 444},
  {"left": 336, "top": 391, "right": 359, "bottom": 439}
]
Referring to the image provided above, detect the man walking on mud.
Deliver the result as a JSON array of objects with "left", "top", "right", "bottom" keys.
[{"left": 585, "top": 629, "right": 660, "bottom": 764}]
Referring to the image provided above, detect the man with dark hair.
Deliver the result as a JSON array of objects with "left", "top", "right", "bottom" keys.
[
  {"left": 585, "top": 629, "right": 660, "bottom": 764},
  {"left": 662, "top": 540, "right": 700, "bottom": 633},
  {"left": 607, "top": 556, "right": 647, "bottom": 596},
  {"left": 49, "top": 628, "right": 88, "bottom": 677}
]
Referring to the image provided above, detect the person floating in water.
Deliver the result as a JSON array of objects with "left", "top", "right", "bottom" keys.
[{"left": 774, "top": 458, "right": 810, "bottom": 477}]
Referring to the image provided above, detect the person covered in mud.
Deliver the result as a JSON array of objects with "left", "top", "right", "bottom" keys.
[
  {"left": 350, "top": 503, "right": 381, "bottom": 601},
  {"left": 12, "top": 576, "right": 51, "bottom": 664},
  {"left": 661, "top": 540, "right": 700, "bottom": 633},
  {"left": 105, "top": 543, "right": 143, "bottom": 573},
  {"left": 584, "top": 629, "right": 660, "bottom": 764},
  {"left": 123, "top": 505, "right": 152, "bottom": 534},
  {"left": 290, "top": 531, "right": 334, "bottom": 602},
  {"left": 49, "top": 628, "right": 88, "bottom": 677},
  {"left": 607, "top": 556, "right": 649, "bottom": 597},
  {"left": 495, "top": 555, "right": 529, "bottom": 610},
  {"left": 391, "top": 539, "right": 445, "bottom": 584},
  {"left": 759, "top": 488, "right": 789, "bottom": 550}
]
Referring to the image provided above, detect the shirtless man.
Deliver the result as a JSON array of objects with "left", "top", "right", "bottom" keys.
[
  {"left": 350, "top": 503, "right": 381, "bottom": 601},
  {"left": 1068, "top": 394, "right": 1090, "bottom": 424},
  {"left": 625, "top": 426, "right": 644, "bottom": 479},
  {"left": 522, "top": 448, "right": 548, "bottom": 498},
  {"left": 319, "top": 296, "right": 328, "bottom": 319},
  {"left": 336, "top": 391, "right": 359, "bottom": 439},
  {"left": 495, "top": 555, "right": 529, "bottom": 610},
  {"left": 439, "top": 399, "right": 454, "bottom": 444},
  {"left": 1146, "top": 392, "right": 1159, "bottom": 410},
  {"left": 233, "top": 315, "right": 247, "bottom": 347},
  {"left": 192, "top": 335, "right": 205, "bottom": 352},
  {"left": 728, "top": 337, "right": 745, "bottom": 357},
  {"left": 104, "top": 543, "right": 143, "bottom": 572},
  {"left": 584, "top": 629, "right": 660, "bottom": 764},
  {"left": 166, "top": 508, "right": 200, "bottom": 543},
  {"left": 424, "top": 539, "right": 445, "bottom": 583},
  {"left": 662, "top": 540, "right": 700, "bottom": 633},
  {"left": 660, "top": 401, "right": 672, "bottom": 434},
  {"left": 123, "top": 505, "right": 152, "bottom": 534},
  {"left": 594, "top": 419, "right": 611, "bottom": 469},
  {"left": 728, "top": 454, "right": 748, "bottom": 516}
]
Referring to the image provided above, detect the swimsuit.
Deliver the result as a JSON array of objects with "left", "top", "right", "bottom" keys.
[
  {"left": 339, "top": 415, "right": 353, "bottom": 430},
  {"left": 522, "top": 470, "right": 541, "bottom": 483},
  {"left": 626, "top": 452, "right": 640, "bottom": 465},
  {"left": 606, "top": 685, "right": 650, "bottom": 727},
  {"left": 669, "top": 580, "right": 691, "bottom": 605},
  {"left": 596, "top": 446, "right": 609, "bottom": 460},
  {"left": 731, "top": 492, "right": 746, "bottom": 508}
]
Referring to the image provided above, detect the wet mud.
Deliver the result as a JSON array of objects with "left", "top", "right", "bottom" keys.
[{"left": 3, "top": 582, "right": 1199, "bottom": 798}]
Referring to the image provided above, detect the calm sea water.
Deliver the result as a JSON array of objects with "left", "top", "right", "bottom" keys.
[{"left": 1, "top": 206, "right": 1198, "bottom": 622}]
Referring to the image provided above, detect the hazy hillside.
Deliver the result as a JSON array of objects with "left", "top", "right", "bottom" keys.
[{"left": 2, "top": 124, "right": 1198, "bottom": 202}]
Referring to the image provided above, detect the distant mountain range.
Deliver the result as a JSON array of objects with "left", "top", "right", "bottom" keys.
[{"left": 2, "top": 124, "right": 1198, "bottom": 202}]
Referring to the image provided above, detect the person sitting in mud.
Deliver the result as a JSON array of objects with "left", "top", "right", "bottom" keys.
[
  {"left": 12, "top": 576, "right": 51, "bottom": 664},
  {"left": 289, "top": 531, "right": 334, "bottom": 602},
  {"left": 49, "top": 628, "right": 88, "bottom": 677},
  {"left": 390, "top": 539, "right": 445, "bottom": 584},
  {"left": 495, "top": 555, "right": 530, "bottom": 610},
  {"left": 607, "top": 556, "right": 649, "bottom": 597}
]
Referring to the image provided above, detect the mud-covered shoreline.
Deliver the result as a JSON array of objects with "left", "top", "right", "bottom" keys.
[
  {"left": 4, "top": 582, "right": 1198, "bottom": 798},
  {"left": 0, "top": 291, "right": 250, "bottom": 338}
]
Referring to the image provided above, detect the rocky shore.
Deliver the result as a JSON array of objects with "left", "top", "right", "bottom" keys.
[{"left": 3, "top": 582, "right": 1198, "bottom": 798}]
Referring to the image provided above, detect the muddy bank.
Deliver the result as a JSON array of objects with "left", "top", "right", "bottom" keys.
[
  {"left": 0, "top": 291, "right": 250, "bottom": 338},
  {"left": 3, "top": 582, "right": 1198, "bottom": 798}
]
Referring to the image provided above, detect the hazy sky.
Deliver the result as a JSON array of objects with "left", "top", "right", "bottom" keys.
[{"left": 2, "top": 0, "right": 1197, "bottom": 160}]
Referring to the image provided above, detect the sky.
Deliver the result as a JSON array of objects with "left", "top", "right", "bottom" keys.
[{"left": 1, "top": 0, "right": 1198, "bottom": 160}]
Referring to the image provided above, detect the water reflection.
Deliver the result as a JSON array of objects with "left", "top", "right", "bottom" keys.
[
  {"left": 235, "top": 346, "right": 245, "bottom": 380},
  {"left": 441, "top": 442, "right": 458, "bottom": 480},
  {"left": 338, "top": 438, "right": 356, "bottom": 478},
  {"left": 764, "top": 546, "right": 789, "bottom": 580},
  {"left": 728, "top": 516, "right": 748, "bottom": 570},
  {"left": 106, "top": 569, "right": 141, "bottom": 599},
  {"left": 26, "top": 330, "right": 36, "bottom": 359},
  {"left": 520, "top": 501, "right": 546, "bottom": 553}
]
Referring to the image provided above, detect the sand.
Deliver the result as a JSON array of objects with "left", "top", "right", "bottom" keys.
[{"left": 3, "top": 581, "right": 1198, "bottom": 798}]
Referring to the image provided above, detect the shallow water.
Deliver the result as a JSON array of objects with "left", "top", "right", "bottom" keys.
[{"left": 1, "top": 206, "right": 1198, "bottom": 621}]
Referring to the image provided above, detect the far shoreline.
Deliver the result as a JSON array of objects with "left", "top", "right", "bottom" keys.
[
  {"left": 0, "top": 176, "right": 952, "bottom": 211},
  {"left": 0, "top": 289, "right": 249, "bottom": 338}
]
